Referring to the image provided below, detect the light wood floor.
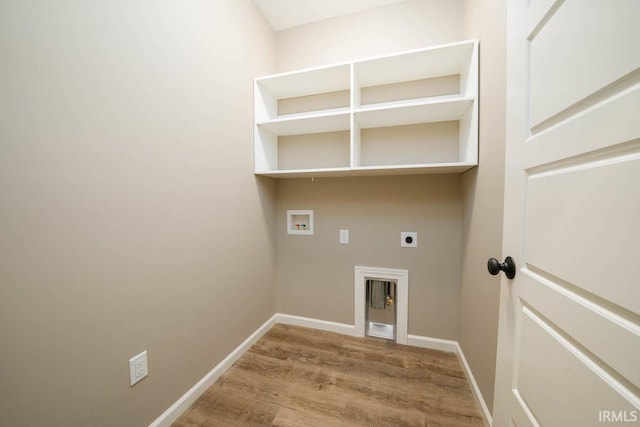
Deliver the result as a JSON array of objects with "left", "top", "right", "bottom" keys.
[{"left": 172, "top": 324, "right": 484, "bottom": 426}]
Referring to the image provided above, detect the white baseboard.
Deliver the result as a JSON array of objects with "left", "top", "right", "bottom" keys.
[
  {"left": 150, "top": 314, "right": 491, "bottom": 427},
  {"left": 275, "top": 313, "right": 356, "bottom": 336},
  {"left": 148, "top": 313, "right": 278, "bottom": 427},
  {"left": 455, "top": 342, "right": 493, "bottom": 426},
  {"left": 407, "top": 334, "right": 459, "bottom": 353},
  {"left": 407, "top": 334, "right": 492, "bottom": 426}
]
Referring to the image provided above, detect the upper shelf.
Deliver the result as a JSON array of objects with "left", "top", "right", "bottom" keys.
[
  {"left": 257, "top": 63, "right": 351, "bottom": 100},
  {"left": 354, "top": 40, "right": 475, "bottom": 88},
  {"left": 354, "top": 95, "right": 473, "bottom": 129},
  {"left": 257, "top": 110, "right": 350, "bottom": 136}
]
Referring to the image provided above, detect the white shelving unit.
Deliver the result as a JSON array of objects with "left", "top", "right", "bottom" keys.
[{"left": 254, "top": 40, "right": 478, "bottom": 178}]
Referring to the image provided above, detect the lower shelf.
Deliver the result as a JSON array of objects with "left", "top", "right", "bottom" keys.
[{"left": 255, "top": 163, "right": 477, "bottom": 178}]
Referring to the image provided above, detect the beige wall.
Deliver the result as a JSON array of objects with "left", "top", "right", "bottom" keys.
[
  {"left": 274, "top": 0, "right": 466, "bottom": 340},
  {"left": 277, "top": 176, "right": 462, "bottom": 338},
  {"left": 0, "top": 1, "right": 276, "bottom": 426},
  {"left": 276, "top": 0, "right": 464, "bottom": 72},
  {"left": 459, "top": 0, "right": 507, "bottom": 414}
]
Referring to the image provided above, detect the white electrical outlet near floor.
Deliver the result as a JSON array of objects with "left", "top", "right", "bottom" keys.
[{"left": 129, "top": 350, "right": 148, "bottom": 386}]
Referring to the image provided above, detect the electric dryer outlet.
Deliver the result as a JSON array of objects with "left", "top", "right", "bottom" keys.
[{"left": 401, "top": 232, "right": 417, "bottom": 248}]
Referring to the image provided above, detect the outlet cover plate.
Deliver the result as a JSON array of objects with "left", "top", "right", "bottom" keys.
[
  {"left": 129, "top": 350, "right": 148, "bottom": 386},
  {"left": 401, "top": 232, "right": 418, "bottom": 248}
]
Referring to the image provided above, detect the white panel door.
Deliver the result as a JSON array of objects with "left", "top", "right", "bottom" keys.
[{"left": 493, "top": 1, "right": 640, "bottom": 426}]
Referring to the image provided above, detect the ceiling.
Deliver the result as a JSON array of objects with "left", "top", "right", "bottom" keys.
[{"left": 253, "top": 0, "right": 407, "bottom": 31}]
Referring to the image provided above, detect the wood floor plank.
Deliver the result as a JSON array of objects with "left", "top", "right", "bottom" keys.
[{"left": 172, "top": 324, "right": 484, "bottom": 427}]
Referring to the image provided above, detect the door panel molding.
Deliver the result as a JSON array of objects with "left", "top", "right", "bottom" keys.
[
  {"left": 528, "top": 0, "right": 640, "bottom": 127},
  {"left": 517, "top": 308, "right": 639, "bottom": 425},
  {"left": 511, "top": 389, "right": 539, "bottom": 427},
  {"left": 524, "top": 156, "right": 640, "bottom": 313},
  {"left": 530, "top": 69, "right": 640, "bottom": 135},
  {"left": 519, "top": 268, "right": 640, "bottom": 388},
  {"left": 524, "top": 82, "right": 640, "bottom": 170},
  {"left": 526, "top": 0, "right": 565, "bottom": 41}
]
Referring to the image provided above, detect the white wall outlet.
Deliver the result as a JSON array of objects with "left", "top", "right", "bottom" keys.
[
  {"left": 401, "top": 232, "right": 418, "bottom": 248},
  {"left": 129, "top": 350, "right": 148, "bottom": 386},
  {"left": 340, "top": 229, "right": 349, "bottom": 244}
]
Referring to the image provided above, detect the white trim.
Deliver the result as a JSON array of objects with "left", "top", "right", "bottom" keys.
[
  {"left": 455, "top": 342, "right": 493, "bottom": 426},
  {"left": 275, "top": 313, "right": 356, "bottom": 336},
  {"left": 407, "top": 334, "right": 459, "bottom": 353},
  {"left": 354, "top": 266, "right": 408, "bottom": 344},
  {"left": 148, "top": 314, "right": 278, "bottom": 427}
]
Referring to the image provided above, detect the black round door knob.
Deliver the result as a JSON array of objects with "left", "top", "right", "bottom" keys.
[{"left": 487, "top": 256, "right": 516, "bottom": 279}]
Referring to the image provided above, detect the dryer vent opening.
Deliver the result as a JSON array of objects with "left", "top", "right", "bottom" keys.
[{"left": 365, "top": 279, "right": 397, "bottom": 340}]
